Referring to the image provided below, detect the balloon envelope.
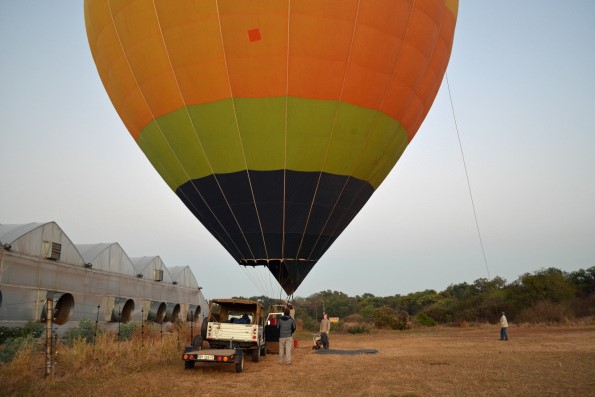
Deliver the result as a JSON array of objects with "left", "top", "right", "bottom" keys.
[{"left": 85, "top": 0, "right": 458, "bottom": 295}]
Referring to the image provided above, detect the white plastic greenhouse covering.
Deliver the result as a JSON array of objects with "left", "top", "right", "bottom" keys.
[
  {"left": 0, "top": 221, "right": 208, "bottom": 329},
  {"left": 77, "top": 242, "right": 136, "bottom": 276},
  {"left": 169, "top": 266, "right": 200, "bottom": 289},
  {"left": 131, "top": 256, "right": 173, "bottom": 283}
]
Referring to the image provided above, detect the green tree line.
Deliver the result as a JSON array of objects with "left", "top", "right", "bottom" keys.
[{"left": 240, "top": 266, "right": 594, "bottom": 330}]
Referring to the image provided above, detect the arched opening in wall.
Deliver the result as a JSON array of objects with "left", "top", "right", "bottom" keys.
[
  {"left": 112, "top": 298, "right": 135, "bottom": 323},
  {"left": 165, "top": 303, "right": 180, "bottom": 323},
  {"left": 41, "top": 292, "right": 75, "bottom": 325},
  {"left": 148, "top": 301, "right": 166, "bottom": 324},
  {"left": 187, "top": 305, "right": 201, "bottom": 322}
]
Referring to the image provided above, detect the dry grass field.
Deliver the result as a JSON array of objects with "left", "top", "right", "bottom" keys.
[{"left": 1, "top": 324, "right": 594, "bottom": 396}]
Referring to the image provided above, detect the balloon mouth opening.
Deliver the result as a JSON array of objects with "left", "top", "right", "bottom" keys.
[
  {"left": 239, "top": 258, "right": 315, "bottom": 267},
  {"left": 238, "top": 259, "right": 317, "bottom": 296}
]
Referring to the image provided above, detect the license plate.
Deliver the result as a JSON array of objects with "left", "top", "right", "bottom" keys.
[{"left": 197, "top": 354, "right": 215, "bottom": 361}]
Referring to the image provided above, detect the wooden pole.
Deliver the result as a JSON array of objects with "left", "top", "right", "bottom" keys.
[
  {"left": 190, "top": 310, "right": 194, "bottom": 344},
  {"left": 94, "top": 305, "right": 100, "bottom": 357},
  {"left": 141, "top": 308, "right": 144, "bottom": 347},
  {"left": 45, "top": 297, "right": 53, "bottom": 377}
]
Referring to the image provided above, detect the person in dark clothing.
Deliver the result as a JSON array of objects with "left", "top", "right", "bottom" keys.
[
  {"left": 277, "top": 307, "right": 296, "bottom": 365},
  {"left": 236, "top": 313, "right": 250, "bottom": 324}
]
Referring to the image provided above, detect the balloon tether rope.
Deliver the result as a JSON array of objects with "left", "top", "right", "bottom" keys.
[{"left": 446, "top": 73, "right": 491, "bottom": 279}]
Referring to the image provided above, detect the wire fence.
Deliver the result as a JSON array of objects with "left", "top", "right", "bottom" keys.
[{"left": 0, "top": 300, "right": 199, "bottom": 379}]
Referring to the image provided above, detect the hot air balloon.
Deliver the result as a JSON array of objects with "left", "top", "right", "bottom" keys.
[{"left": 85, "top": 0, "right": 458, "bottom": 295}]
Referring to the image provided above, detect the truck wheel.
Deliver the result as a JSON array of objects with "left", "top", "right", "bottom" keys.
[
  {"left": 235, "top": 353, "right": 244, "bottom": 373},
  {"left": 192, "top": 335, "right": 202, "bottom": 349},
  {"left": 251, "top": 346, "right": 261, "bottom": 362},
  {"left": 260, "top": 345, "right": 267, "bottom": 357},
  {"left": 200, "top": 320, "right": 208, "bottom": 339},
  {"left": 184, "top": 360, "right": 195, "bottom": 370}
]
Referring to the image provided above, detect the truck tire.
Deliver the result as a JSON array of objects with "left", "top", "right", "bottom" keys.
[
  {"left": 200, "top": 319, "right": 208, "bottom": 339},
  {"left": 192, "top": 335, "right": 202, "bottom": 349},
  {"left": 184, "top": 360, "right": 195, "bottom": 370},
  {"left": 235, "top": 353, "right": 244, "bottom": 373},
  {"left": 251, "top": 346, "right": 261, "bottom": 362},
  {"left": 260, "top": 345, "right": 267, "bottom": 357}
]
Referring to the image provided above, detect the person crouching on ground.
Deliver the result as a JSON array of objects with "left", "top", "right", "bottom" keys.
[
  {"left": 320, "top": 313, "right": 330, "bottom": 350},
  {"left": 277, "top": 307, "right": 296, "bottom": 365}
]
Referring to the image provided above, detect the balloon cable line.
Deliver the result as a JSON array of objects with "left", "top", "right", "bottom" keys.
[
  {"left": 240, "top": 266, "right": 267, "bottom": 297},
  {"left": 106, "top": 1, "right": 248, "bottom": 263},
  {"left": 240, "top": 256, "right": 282, "bottom": 298},
  {"left": 445, "top": 73, "right": 491, "bottom": 279},
  {"left": 214, "top": 0, "right": 271, "bottom": 263},
  {"left": 296, "top": 0, "right": 362, "bottom": 259},
  {"left": 281, "top": 0, "right": 292, "bottom": 267},
  {"left": 305, "top": 0, "right": 416, "bottom": 261}
]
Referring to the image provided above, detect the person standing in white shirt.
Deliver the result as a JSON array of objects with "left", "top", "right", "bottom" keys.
[{"left": 499, "top": 312, "right": 509, "bottom": 341}]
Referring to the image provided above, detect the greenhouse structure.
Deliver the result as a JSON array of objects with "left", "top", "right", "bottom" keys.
[{"left": 0, "top": 221, "right": 207, "bottom": 330}]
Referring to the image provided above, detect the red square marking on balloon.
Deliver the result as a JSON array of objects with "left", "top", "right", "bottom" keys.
[{"left": 248, "top": 28, "right": 261, "bottom": 42}]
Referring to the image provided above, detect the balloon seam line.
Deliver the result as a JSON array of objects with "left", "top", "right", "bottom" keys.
[
  {"left": 151, "top": 0, "right": 259, "bottom": 262},
  {"left": 106, "top": 0, "right": 245, "bottom": 260},
  {"left": 295, "top": 0, "right": 362, "bottom": 260},
  {"left": 308, "top": 0, "right": 444, "bottom": 260},
  {"left": 214, "top": 0, "right": 271, "bottom": 263}
]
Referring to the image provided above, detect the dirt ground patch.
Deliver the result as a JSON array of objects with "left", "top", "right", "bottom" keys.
[{"left": 1, "top": 324, "right": 594, "bottom": 396}]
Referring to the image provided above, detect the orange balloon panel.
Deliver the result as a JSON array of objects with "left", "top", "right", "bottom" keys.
[{"left": 86, "top": 0, "right": 457, "bottom": 139}]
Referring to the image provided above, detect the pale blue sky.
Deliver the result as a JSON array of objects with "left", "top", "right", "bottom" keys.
[{"left": 1, "top": 2, "right": 594, "bottom": 299}]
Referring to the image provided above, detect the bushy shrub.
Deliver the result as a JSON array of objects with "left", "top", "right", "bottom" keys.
[
  {"left": 570, "top": 293, "right": 595, "bottom": 317},
  {"left": 395, "top": 310, "right": 411, "bottom": 330},
  {"left": 0, "top": 335, "right": 36, "bottom": 363},
  {"left": 23, "top": 321, "right": 45, "bottom": 338},
  {"left": 347, "top": 325, "right": 370, "bottom": 334},
  {"left": 0, "top": 322, "right": 44, "bottom": 344},
  {"left": 118, "top": 322, "right": 137, "bottom": 341},
  {"left": 63, "top": 320, "right": 100, "bottom": 345},
  {"left": 374, "top": 306, "right": 395, "bottom": 329},
  {"left": 416, "top": 312, "right": 437, "bottom": 327},
  {"left": 357, "top": 306, "right": 377, "bottom": 322},
  {"left": 374, "top": 306, "right": 410, "bottom": 330},
  {"left": 301, "top": 317, "right": 319, "bottom": 332},
  {"left": 422, "top": 298, "right": 455, "bottom": 323},
  {"left": 0, "top": 327, "right": 23, "bottom": 343},
  {"left": 344, "top": 313, "right": 364, "bottom": 323},
  {"left": 517, "top": 301, "right": 571, "bottom": 324}
]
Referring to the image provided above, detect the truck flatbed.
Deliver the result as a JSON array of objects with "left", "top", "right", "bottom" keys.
[{"left": 182, "top": 347, "right": 244, "bottom": 372}]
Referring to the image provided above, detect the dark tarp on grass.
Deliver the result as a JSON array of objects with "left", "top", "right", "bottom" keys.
[{"left": 313, "top": 349, "right": 378, "bottom": 355}]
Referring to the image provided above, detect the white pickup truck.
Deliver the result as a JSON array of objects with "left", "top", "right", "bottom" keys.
[{"left": 182, "top": 298, "right": 266, "bottom": 373}]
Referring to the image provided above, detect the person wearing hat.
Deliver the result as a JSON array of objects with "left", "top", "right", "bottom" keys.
[{"left": 499, "top": 312, "right": 509, "bottom": 341}]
